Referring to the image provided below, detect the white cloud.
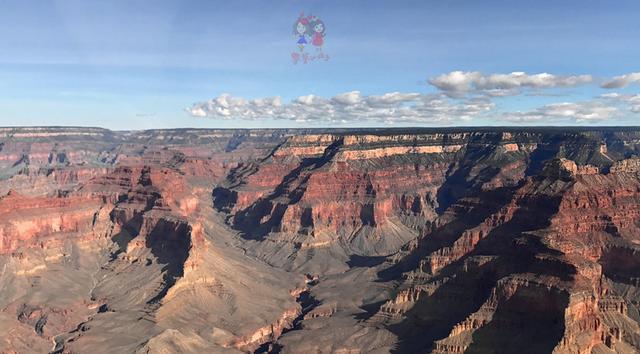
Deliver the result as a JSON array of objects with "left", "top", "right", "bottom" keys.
[
  {"left": 365, "top": 92, "right": 422, "bottom": 107},
  {"left": 332, "top": 91, "right": 362, "bottom": 105},
  {"left": 601, "top": 73, "right": 640, "bottom": 89},
  {"left": 186, "top": 94, "right": 283, "bottom": 120},
  {"left": 188, "top": 107, "right": 207, "bottom": 117},
  {"left": 295, "top": 95, "right": 317, "bottom": 105},
  {"left": 186, "top": 92, "right": 493, "bottom": 124},
  {"left": 600, "top": 93, "right": 640, "bottom": 115},
  {"left": 503, "top": 101, "right": 619, "bottom": 123},
  {"left": 428, "top": 71, "right": 593, "bottom": 96},
  {"left": 630, "top": 95, "right": 640, "bottom": 113}
]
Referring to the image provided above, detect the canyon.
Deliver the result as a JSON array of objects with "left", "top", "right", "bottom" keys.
[{"left": 0, "top": 126, "right": 639, "bottom": 353}]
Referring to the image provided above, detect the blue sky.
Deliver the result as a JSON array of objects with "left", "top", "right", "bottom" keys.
[{"left": 0, "top": 0, "right": 638, "bottom": 129}]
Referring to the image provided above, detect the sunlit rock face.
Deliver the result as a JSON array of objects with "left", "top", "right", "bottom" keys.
[{"left": 1, "top": 127, "right": 640, "bottom": 353}]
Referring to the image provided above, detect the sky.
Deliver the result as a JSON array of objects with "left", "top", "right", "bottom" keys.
[{"left": 0, "top": 0, "right": 639, "bottom": 129}]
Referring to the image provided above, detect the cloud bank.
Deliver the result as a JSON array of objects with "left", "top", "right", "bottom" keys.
[
  {"left": 187, "top": 71, "right": 640, "bottom": 125},
  {"left": 428, "top": 71, "right": 593, "bottom": 97},
  {"left": 186, "top": 91, "right": 493, "bottom": 124},
  {"left": 503, "top": 101, "right": 619, "bottom": 123},
  {"left": 600, "top": 93, "right": 640, "bottom": 114}
]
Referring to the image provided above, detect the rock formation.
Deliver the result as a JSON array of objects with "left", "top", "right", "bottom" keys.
[{"left": 1, "top": 127, "right": 639, "bottom": 353}]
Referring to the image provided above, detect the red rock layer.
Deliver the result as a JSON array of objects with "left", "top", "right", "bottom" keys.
[{"left": 0, "top": 191, "right": 108, "bottom": 254}]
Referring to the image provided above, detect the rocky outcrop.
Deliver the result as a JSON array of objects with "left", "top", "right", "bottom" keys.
[{"left": 610, "top": 157, "right": 640, "bottom": 174}]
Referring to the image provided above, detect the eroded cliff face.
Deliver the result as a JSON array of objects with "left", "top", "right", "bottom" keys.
[
  {"left": 211, "top": 128, "right": 640, "bottom": 353},
  {"left": 0, "top": 128, "right": 302, "bottom": 353},
  {"left": 1, "top": 127, "right": 640, "bottom": 353},
  {"left": 370, "top": 141, "right": 640, "bottom": 354}
]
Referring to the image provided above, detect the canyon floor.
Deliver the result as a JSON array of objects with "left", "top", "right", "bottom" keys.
[{"left": 1, "top": 127, "right": 640, "bottom": 354}]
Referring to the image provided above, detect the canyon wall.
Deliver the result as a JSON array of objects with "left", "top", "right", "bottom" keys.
[{"left": 1, "top": 127, "right": 640, "bottom": 353}]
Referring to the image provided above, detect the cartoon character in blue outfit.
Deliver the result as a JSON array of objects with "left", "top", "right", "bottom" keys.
[{"left": 293, "top": 13, "right": 311, "bottom": 52}]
